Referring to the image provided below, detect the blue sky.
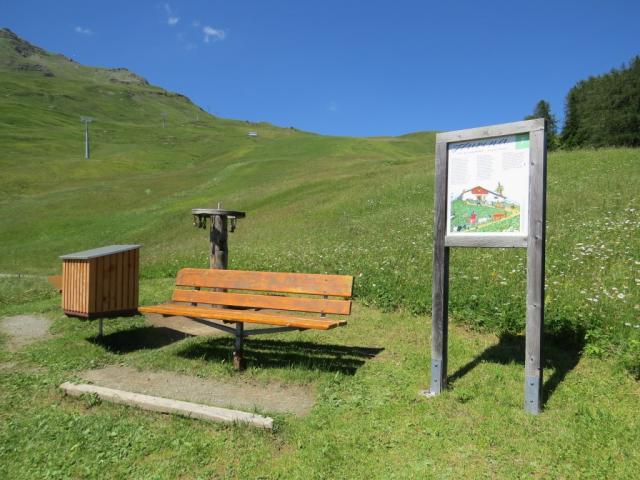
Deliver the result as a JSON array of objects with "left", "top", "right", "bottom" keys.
[{"left": 4, "top": 0, "right": 639, "bottom": 136}]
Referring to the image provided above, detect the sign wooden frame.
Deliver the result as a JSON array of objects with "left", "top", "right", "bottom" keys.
[{"left": 428, "top": 118, "right": 547, "bottom": 414}]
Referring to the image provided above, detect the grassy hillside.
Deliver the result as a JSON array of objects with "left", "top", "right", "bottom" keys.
[{"left": 0, "top": 27, "right": 638, "bottom": 376}]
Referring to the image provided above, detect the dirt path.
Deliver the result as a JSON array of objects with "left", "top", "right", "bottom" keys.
[
  {"left": 79, "top": 365, "right": 315, "bottom": 416},
  {"left": 0, "top": 315, "right": 52, "bottom": 350}
]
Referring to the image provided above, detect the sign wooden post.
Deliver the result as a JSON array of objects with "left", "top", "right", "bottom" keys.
[{"left": 427, "top": 119, "right": 547, "bottom": 414}]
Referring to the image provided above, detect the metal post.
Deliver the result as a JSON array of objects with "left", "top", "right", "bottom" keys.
[
  {"left": 98, "top": 318, "right": 103, "bottom": 337},
  {"left": 80, "top": 116, "right": 93, "bottom": 160},
  {"left": 524, "top": 125, "right": 547, "bottom": 414},
  {"left": 233, "top": 322, "right": 244, "bottom": 371},
  {"left": 84, "top": 121, "right": 90, "bottom": 159}
]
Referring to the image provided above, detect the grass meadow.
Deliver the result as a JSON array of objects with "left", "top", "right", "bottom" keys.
[{"left": 1, "top": 276, "right": 639, "bottom": 479}]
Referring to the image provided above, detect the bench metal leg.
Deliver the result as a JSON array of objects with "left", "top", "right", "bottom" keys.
[{"left": 233, "top": 322, "right": 245, "bottom": 371}]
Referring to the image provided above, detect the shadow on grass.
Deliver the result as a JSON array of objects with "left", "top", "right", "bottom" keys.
[
  {"left": 448, "top": 333, "right": 584, "bottom": 406},
  {"left": 178, "top": 337, "right": 384, "bottom": 375},
  {"left": 90, "top": 327, "right": 192, "bottom": 354}
]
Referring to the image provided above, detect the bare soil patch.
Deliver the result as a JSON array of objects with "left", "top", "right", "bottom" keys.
[
  {"left": 0, "top": 314, "right": 52, "bottom": 350},
  {"left": 79, "top": 365, "right": 315, "bottom": 416}
]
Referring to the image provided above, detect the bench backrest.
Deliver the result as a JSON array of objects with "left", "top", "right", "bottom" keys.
[{"left": 172, "top": 268, "right": 353, "bottom": 315}]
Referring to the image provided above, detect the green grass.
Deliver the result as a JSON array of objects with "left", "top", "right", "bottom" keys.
[
  {"left": 1, "top": 28, "right": 639, "bottom": 478},
  {"left": 1, "top": 279, "right": 639, "bottom": 478}
]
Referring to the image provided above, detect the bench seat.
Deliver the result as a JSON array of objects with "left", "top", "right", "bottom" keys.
[
  {"left": 138, "top": 268, "right": 354, "bottom": 370},
  {"left": 138, "top": 303, "right": 347, "bottom": 330}
]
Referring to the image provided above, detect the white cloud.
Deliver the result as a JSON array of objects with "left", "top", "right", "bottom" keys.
[
  {"left": 328, "top": 101, "right": 338, "bottom": 112},
  {"left": 203, "top": 26, "right": 226, "bottom": 43},
  {"left": 192, "top": 20, "right": 201, "bottom": 28},
  {"left": 74, "top": 26, "right": 92, "bottom": 35},
  {"left": 164, "top": 3, "right": 179, "bottom": 26}
]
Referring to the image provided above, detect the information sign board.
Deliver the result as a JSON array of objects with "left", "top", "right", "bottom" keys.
[
  {"left": 447, "top": 134, "right": 530, "bottom": 237},
  {"left": 426, "top": 119, "right": 547, "bottom": 414}
]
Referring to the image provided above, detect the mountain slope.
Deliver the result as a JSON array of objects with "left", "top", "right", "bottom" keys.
[{"left": 0, "top": 27, "right": 434, "bottom": 271}]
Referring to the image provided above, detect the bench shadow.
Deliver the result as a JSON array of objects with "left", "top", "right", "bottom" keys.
[
  {"left": 448, "top": 332, "right": 584, "bottom": 406},
  {"left": 90, "top": 327, "right": 192, "bottom": 354},
  {"left": 178, "top": 337, "right": 384, "bottom": 375}
]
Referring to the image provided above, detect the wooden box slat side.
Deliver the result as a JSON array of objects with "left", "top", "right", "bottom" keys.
[
  {"left": 61, "top": 261, "right": 67, "bottom": 310},
  {"left": 76, "top": 261, "right": 81, "bottom": 311},
  {"left": 110, "top": 253, "right": 117, "bottom": 312},
  {"left": 70, "top": 260, "right": 78, "bottom": 312},
  {"left": 129, "top": 248, "right": 138, "bottom": 310},
  {"left": 77, "top": 262, "right": 83, "bottom": 313},
  {"left": 109, "top": 253, "right": 117, "bottom": 312},
  {"left": 133, "top": 248, "right": 139, "bottom": 309},
  {"left": 103, "top": 254, "right": 110, "bottom": 313},
  {"left": 88, "top": 259, "right": 96, "bottom": 313},
  {"left": 69, "top": 261, "right": 75, "bottom": 311},
  {"left": 62, "top": 259, "right": 90, "bottom": 314},
  {"left": 65, "top": 260, "right": 72, "bottom": 311},
  {"left": 171, "top": 289, "right": 352, "bottom": 315},
  {"left": 65, "top": 261, "right": 70, "bottom": 311},
  {"left": 122, "top": 249, "right": 130, "bottom": 311},
  {"left": 101, "top": 254, "right": 110, "bottom": 314},
  {"left": 95, "top": 255, "right": 103, "bottom": 313},
  {"left": 105, "top": 253, "right": 112, "bottom": 312},
  {"left": 176, "top": 268, "right": 353, "bottom": 297},
  {"left": 70, "top": 261, "right": 76, "bottom": 311},
  {"left": 138, "top": 303, "right": 347, "bottom": 330},
  {"left": 115, "top": 251, "right": 123, "bottom": 311},
  {"left": 96, "top": 255, "right": 103, "bottom": 313},
  {"left": 127, "top": 249, "right": 136, "bottom": 310},
  {"left": 80, "top": 262, "right": 87, "bottom": 313}
]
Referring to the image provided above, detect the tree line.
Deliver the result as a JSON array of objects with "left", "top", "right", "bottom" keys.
[{"left": 526, "top": 55, "right": 640, "bottom": 149}]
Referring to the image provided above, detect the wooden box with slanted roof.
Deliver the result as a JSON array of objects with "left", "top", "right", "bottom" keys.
[{"left": 60, "top": 245, "right": 140, "bottom": 318}]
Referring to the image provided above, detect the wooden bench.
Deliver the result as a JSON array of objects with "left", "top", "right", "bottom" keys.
[
  {"left": 48, "top": 275, "right": 63, "bottom": 293},
  {"left": 138, "top": 268, "right": 353, "bottom": 370}
]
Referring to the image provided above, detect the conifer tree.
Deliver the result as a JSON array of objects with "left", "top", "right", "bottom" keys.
[
  {"left": 526, "top": 100, "right": 558, "bottom": 149},
  {"left": 561, "top": 56, "right": 640, "bottom": 148}
]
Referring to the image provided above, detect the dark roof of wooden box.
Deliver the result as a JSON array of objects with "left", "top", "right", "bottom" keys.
[{"left": 60, "top": 244, "right": 141, "bottom": 260}]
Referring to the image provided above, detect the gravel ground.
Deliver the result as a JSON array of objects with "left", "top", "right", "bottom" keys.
[{"left": 0, "top": 314, "right": 52, "bottom": 350}]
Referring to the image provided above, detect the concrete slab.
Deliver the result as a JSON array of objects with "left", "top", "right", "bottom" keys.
[{"left": 60, "top": 382, "right": 273, "bottom": 429}]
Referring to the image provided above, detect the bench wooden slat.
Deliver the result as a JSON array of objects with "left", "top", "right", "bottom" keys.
[
  {"left": 176, "top": 268, "right": 353, "bottom": 297},
  {"left": 139, "top": 303, "right": 346, "bottom": 330},
  {"left": 48, "top": 275, "right": 63, "bottom": 293},
  {"left": 171, "top": 289, "right": 352, "bottom": 315}
]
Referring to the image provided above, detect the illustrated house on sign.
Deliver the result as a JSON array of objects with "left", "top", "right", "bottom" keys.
[{"left": 460, "top": 186, "right": 506, "bottom": 206}]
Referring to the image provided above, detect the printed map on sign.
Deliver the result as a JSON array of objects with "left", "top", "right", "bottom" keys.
[{"left": 447, "top": 133, "right": 530, "bottom": 236}]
